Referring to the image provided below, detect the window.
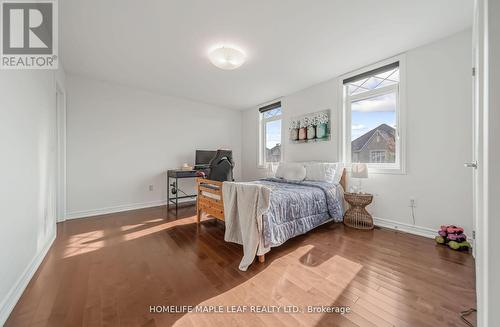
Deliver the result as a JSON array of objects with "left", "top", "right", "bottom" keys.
[
  {"left": 259, "top": 101, "right": 282, "bottom": 167},
  {"left": 341, "top": 58, "right": 405, "bottom": 173},
  {"left": 370, "top": 150, "right": 386, "bottom": 163}
]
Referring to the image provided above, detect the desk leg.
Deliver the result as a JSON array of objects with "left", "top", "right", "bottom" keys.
[
  {"left": 175, "top": 177, "right": 178, "bottom": 217},
  {"left": 167, "top": 175, "right": 170, "bottom": 214}
]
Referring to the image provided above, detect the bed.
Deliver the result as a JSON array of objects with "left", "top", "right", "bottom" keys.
[{"left": 196, "top": 166, "right": 346, "bottom": 270}]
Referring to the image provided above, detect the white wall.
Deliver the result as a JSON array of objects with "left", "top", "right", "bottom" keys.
[
  {"left": 241, "top": 78, "right": 340, "bottom": 177},
  {"left": 242, "top": 30, "right": 473, "bottom": 236},
  {"left": 66, "top": 75, "right": 242, "bottom": 217},
  {"left": 0, "top": 69, "right": 64, "bottom": 325}
]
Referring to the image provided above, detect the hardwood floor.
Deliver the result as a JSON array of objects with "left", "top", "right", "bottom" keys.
[{"left": 6, "top": 206, "right": 476, "bottom": 327}]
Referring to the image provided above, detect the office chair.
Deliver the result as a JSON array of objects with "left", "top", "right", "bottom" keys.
[{"left": 207, "top": 149, "right": 234, "bottom": 182}]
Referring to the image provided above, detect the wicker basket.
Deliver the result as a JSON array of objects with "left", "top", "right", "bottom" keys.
[{"left": 343, "top": 192, "right": 374, "bottom": 230}]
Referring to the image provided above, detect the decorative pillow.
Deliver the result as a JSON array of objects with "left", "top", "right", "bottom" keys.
[{"left": 283, "top": 163, "right": 307, "bottom": 181}]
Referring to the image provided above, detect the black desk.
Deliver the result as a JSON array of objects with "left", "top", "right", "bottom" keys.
[{"left": 167, "top": 169, "right": 209, "bottom": 216}]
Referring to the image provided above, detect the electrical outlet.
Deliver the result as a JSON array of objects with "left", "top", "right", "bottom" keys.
[{"left": 149, "top": 185, "right": 154, "bottom": 191}]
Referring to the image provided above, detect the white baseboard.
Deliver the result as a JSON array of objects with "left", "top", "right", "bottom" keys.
[
  {"left": 0, "top": 232, "right": 56, "bottom": 326},
  {"left": 65, "top": 200, "right": 169, "bottom": 220},
  {"left": 373, "top": 216, "right": 436, "bottom": 239}
]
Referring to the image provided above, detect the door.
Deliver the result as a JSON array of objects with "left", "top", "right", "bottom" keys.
[{"left": 470, "top": 1, "right": 481, "bottom": 259}]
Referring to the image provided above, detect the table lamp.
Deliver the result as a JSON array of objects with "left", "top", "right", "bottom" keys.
[{"left": 351, "top": 163, "right": 368, "bottom": 193}]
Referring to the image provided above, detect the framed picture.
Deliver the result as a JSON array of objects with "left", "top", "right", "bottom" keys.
[{"left": 289, "top": 109, "right": 331, "bottom": 143}]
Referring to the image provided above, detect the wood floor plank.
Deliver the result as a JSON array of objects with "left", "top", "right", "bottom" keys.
[{"left": 5, "top": 205, "right": 476, "bottom": 327}]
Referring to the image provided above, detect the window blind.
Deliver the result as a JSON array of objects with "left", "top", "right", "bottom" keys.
[
  {"left": 343, "top": 61, "right": 399, "bottom": 85},
  {"left": 259, "top": 101, "right": 281, "bottom": 113}
]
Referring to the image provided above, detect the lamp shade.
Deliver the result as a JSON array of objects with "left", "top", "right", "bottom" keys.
[{"left": 351, "top": 163, "right": 368, "bottom": 178}]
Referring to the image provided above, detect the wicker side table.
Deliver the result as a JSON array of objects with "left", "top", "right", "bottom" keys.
[{"left": 343, "top": 192, "right": 374, "bottom": 230}]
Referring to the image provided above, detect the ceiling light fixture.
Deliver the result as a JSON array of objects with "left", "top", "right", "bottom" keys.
[{"left": 208, "top": 46, "right": 246, "bottom": 70}]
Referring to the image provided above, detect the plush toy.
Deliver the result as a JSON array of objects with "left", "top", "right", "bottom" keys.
[
  {"left": 447, "top": 233, "right": 467, "bottom": 243},
  {"left": 446, "top": 226, "right": 464, "bottom": 234},
  {"left": 435, "top": 235, "right": 446, "bottom": 244},
  {"left": 448, "top": 240, "right": 471, "bottom": 251},
  {"left": 435, "top": 225, "right": 471, "bottom": 251}
]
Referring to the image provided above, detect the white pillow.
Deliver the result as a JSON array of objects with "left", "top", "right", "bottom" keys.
[
  {"left": 283, "top": 163, "right": 307, "bottom": 181},
  {"left": 305, "top": 162, "right": 336, "bottom": 182},
  {"left": 332, "top": 163, "right": 345, "bottom": 184},
  {"left": 304, "top": 162, "right": 344, "bottom": 183},
  {"left": 275, "top": 162, "right": 286, "bottom": 179}
]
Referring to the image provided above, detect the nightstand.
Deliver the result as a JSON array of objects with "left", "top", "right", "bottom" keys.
[{"left": 343, "top": 192, "right": 374, "bottom": 230}]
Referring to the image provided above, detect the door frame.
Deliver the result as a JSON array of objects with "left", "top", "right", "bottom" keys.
[
  {"left": 55, "top": 81, "right": 67, "bottom": 222},
  {"left": 472, "top": 0, "right": 489, "bottom": 325}
]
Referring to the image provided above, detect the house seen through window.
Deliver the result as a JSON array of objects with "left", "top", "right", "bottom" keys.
[{"left": 259, "top": 102, "right": 282, "bottom": 166}]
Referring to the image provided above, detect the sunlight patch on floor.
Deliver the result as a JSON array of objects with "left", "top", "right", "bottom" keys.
[
  {"left": 122, "top": 216, "right": 196, "bottom": 241},
  {"left": 62, "top": 230, "right": 105, "bottom": 258},
  {"left": 61, "top": 216, "right": 198, "bottom": 258},
  {"left": 121, "top": 223, "right": 148, "bottom": 231},
  {"left": 173, "top": 245, "right": 363, "bottom": 326}
]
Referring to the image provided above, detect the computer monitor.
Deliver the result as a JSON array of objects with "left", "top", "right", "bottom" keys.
[{"left": 195, "top": 150, "right": 217, "bottom": 167}]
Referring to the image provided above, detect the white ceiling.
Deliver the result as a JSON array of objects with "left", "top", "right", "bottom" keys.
[{"left": 61, "top": 0, "right": 473, "bottom": 110}]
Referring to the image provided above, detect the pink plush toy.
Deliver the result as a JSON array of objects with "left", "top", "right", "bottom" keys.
[{"left": 446, "top": 226, "right": 464, "bottom": 234}]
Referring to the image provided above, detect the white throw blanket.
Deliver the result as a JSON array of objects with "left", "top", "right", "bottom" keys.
[{"left": 222, "top": 182, "right": 271, "bottom": 271}]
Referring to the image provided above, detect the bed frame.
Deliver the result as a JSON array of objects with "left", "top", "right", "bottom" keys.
[
  {"left": 195, "top": 169, "right": 347, "bottom": 263},
  {"left": 196, "top": 178, "right": 225, "bottom": 222}
]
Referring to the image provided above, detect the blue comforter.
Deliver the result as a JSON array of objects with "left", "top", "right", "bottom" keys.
[{"left": 252, "top": 178, "right": 344, "bottom": 248}]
